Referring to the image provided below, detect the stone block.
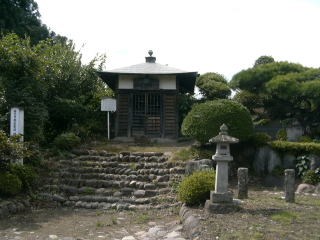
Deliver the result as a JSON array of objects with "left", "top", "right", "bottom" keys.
[
  {"left": 204, "top": 200, "right": 240, "bottom": 214},
  {"left": 144, "top": 183, "right": 156, "bottom": 190},
  {"left": 296, "top": 183, "right": 316, "bottom": 194},
  {"left": 210, "top": 191, "right": 233, "bottom": 203},
  {"left": 134, "top": 190, "right": 146, "bottom": 198},
  {"left": 284, "top": 169, "right": 295, "bottom": 202},
  {"left": 144, "top": 190, "right": 157, "bottom": 197}
]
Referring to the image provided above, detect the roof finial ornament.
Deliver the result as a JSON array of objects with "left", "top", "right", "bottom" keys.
[{"left": 146, "top": 50, "right": 156, "bottom": 63}]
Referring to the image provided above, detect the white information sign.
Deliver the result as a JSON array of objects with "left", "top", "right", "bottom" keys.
[
  {"left": 10, "top": 107, "right": 24, "bottom": 140},
  {"left": 101, "top": 98, "right": 116, "bottom": 140},
  {"left": 101, "top": 98, "right": 116, "bottom": 112}
]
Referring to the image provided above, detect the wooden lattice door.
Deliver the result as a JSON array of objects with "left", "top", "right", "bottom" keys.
[{"left": 132, "top": 93, "right": 161, "bottom": 137}]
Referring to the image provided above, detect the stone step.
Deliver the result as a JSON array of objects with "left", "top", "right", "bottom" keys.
[
  {"left": 40, "top": 185, "right": 173, "bottom": 202},
  {"left": 71, "top": 149, "right": 164, "bottom": 158},
  {"left": 63, "top": 199, "right": 180, "bottom": 210},
  {"left": 55, "top": 172, "right": 172, "bottom": 181},
  {"left": 53, "top": 177, "right": 172, "bottom": 188},
  {"left": 71, "top": 149, "right": 117, "bottom": 156},
  {"left": 53, "top": 165, "right": 184, "bottom": 176},
  {"left": 72, "top": 154, "right": 170, "bottom": 163},
  {"left": 39, "top": 149, "right": 185, "bottom": 209},
  {"left": 58, "top": 159, "right": 182, "bottom": 169}
]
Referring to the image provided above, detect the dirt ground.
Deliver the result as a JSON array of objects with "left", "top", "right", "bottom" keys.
[
  {"left": 0, "top": 206, "right": 182, "bottom": 240},
  {"left": 194, "top": 189, "right": 320, "bottom": 240}
]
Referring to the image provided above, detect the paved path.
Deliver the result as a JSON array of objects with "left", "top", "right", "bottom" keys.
[{"left": 0, "top": 208, "right": 186, "bottom": 240}]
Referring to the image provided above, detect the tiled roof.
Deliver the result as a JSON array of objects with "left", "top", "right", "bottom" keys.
[{"left": 106, "top": 62, "right": 192, "bottom": 75}]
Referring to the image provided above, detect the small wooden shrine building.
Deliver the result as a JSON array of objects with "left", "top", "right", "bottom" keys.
[{"left": 98, "top": 51, "right": 197, "bottom": 138}]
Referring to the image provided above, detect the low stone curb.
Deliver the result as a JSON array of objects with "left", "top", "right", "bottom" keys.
[
  {"left": 179, "top": 204, "right": 201, "bottom": 240},
  {"left": 0, "top": 198, "right": 31, "bottom": 218}
]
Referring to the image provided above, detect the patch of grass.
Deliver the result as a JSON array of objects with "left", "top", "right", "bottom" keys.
[
  {"left": 96, "top": 221, "right": 104, "bottom": 228},
  {"left": 270, "top": 211, "right": 298, "bottom": 224},
  {"left": 111, "top": 216, "right": 117, "bottom": 225},
  {"left": 81, "top": 187, "right": 95, "bottom": 195},
  {"left": 226, "top": 231, "right": 265, "bottom": 240},
  {"left": 170, "top": 147, "right": 195, "bottom": 162},
  {"left": 95, "top": 210, "right": 103, "bottom": 216},
  {"left": 129, "top": 163, "right": 137, "bottom": 170},
  {"left": 134, "top": 213, "right": 151, "bottom": 224}
]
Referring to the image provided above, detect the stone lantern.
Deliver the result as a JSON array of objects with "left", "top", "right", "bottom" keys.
[{"left": 205, "top": 124, "right": 239, "bottom": 213}]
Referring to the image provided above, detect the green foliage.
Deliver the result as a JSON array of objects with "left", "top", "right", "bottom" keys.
[
  {"left": 196, "top": 72, "right": 231, "bottom": 100},
  {"left": 230, "top": 61, "right": 304, "bottom": 92},
  {"left": 233, "top": 90, "right": 264, "bottom": 113},
  {"left": 53, "top": 132, "right": 81, "bottom": 150},
  {"left": 10, "top": 164, "right": 38, "bottom": 192},
  {"left": 178, "top": 93, "right": 196, "bottom": 128},
  {"left": 0, "top": 34, "right": 111, "bottom": 143},
  {"left": 295, "top": 155, "right": 310, "bottom": 178},
  {"left": 270, "top": 141, "right": 320, "bottom": 156},
  {"left": 266, "top": 75, "right": 300, "bottom": 100},
  {"left": 276, "top": 129, "right": 287, "bottom": 141},
  {"left": 231, "top": 58, "right": 320, "bottom": 130},
  {"left": 254, "top": 56, "right": 275, "bottom": 67},
  {"left": 302, "top": 169, "right": 320, "bottom": 185},
  {"left": 0, "top": 0, "right": 52, "bottom": 44},
  {"left": 171, "top": 148, "right": 194, "bottom": 162},
  {"left": 178, "top": 170, "right": 215, "bottom": 206},
  {"left": 0, "top": 34, "right": 48, "bottom": 141},
  {"left": 0, "top": 172, "right": 22, "bottom": 196},
  {"left": 170, "top": 146, "right": 214, "bottom": 162},
  {"left": 181, "top": 99, "right": 253, "bottom": 144},
  {"left": 249, "top": 132, "right": 272, "bottom": 147},
  {"left": 298, "top": 136, "right": 313, "bottom": 143},
  {"left": 0, "top": 130, "right": 27, "bottom": 172}
]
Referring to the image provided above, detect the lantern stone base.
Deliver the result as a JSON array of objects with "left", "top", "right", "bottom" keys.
[
  {"left": 204, "top": 191, "right": 240, "bottom": 214},
  {"left": 210, "top": 191, "right": 233, "bottom": 203}
]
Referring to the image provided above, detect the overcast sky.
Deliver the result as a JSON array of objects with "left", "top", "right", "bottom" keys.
[{"left": 36, "top": 0, "right": 320, "bottom": 80}]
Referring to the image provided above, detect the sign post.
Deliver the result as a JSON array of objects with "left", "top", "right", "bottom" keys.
[
  {"left": 10, "top": 107, "right": 24, "bottom": 141},
  {"left": 10, "top": 107, "right": 24, "bottom": 164},
  {"left": 101, "top": 98, "right": 116, "bottom": 140}
]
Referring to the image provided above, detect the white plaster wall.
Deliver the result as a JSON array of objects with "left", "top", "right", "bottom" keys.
[
  {"left": 118, "top": 74, "right": 176, "bottom": 89},
  {"left": 119, "top": 75, "right": 134, "bottom": 89},
  {"left": 159, "top": 75, "right": 176, "bottom": 90}
]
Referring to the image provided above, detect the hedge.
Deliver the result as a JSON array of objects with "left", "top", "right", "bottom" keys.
[{"left": 269, "top": 140, "right": 320, "bottom": 155}]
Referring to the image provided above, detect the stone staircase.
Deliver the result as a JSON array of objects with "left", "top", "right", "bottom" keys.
[{"left": 39, "top": 149, "right": 186, "bottom": 210}]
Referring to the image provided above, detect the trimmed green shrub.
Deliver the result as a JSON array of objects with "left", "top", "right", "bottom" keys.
[
  {"left": 53, "top": 132, "right": 81, "bottom": 150},
  {"left": 0, "top": 172, "right": 22, "bottom": 196},
  {"left": 181, "top": 100, "right": 253, "bottom": 144},
  {"left": 10, "top": 164, "right": 38, "bottom": 192},
  {"left": 178, "top": 170, "right": 215, "bottom": 206},
  {"left": 270, "top": 141, "right": 320, "bottom": 155},
  {"left": 302, "top": 170, "right": 320, "bottom": 185}
]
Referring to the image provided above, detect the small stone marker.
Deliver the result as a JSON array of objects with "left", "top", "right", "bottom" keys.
[
  {"left": 284, "top": 169, "right": 295, "bottom": 203},
  {"left": 237, "top": 168, "right": 248, "bottom": 199}
]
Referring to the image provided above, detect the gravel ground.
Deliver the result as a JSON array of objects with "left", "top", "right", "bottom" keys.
[
  {"left": 0, "top": 206, "right": 186, "bottom": 240},
  {"left": 189, "top": 189, "right": 320, "bottom": 240}
]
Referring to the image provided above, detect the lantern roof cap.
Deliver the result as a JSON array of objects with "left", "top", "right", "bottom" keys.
[{"left": 209, "top": 124, "right": 239, "bottom": 144}]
